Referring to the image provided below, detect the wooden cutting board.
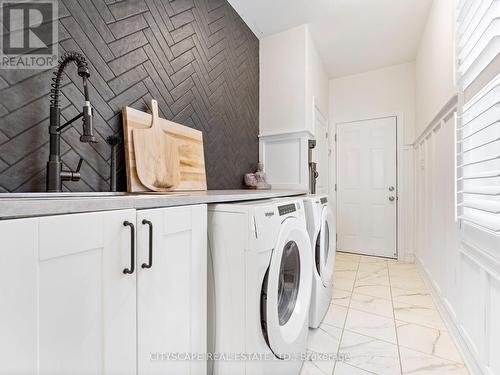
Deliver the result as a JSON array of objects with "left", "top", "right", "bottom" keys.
[
  {"left": 122, "top": 100, "right": 207, "bottom": 192},
  {"left": 133, "top": 100, "right": 180, "bottom": 191}
]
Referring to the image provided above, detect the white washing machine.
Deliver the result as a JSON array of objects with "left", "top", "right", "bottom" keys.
[
  {"left": 207, "top": 198, "right": 313, "bottom": 375},
  {"left": 303, "top": 195, "right": 336, "bottom": 328}
]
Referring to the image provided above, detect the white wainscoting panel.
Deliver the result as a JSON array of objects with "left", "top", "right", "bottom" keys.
[
  {"left": 398, "top": 146, "right": 415, "bottom": 262},
  {"left": 414, "top": 98, "right": 500, "bottom": 375},
  {"left": 458, "top": 250, "right": 484, "bottom": 359},
  {"left": 489, "top": 276, "right": 500, "bottom": 375}
]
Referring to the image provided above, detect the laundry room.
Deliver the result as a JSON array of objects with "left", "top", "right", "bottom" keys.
[{"left": 0, "top": 0, "right": 498, "bottom": 374}]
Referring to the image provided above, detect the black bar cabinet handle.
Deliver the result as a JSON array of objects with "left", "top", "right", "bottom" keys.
[
  {"left": 141, "top": 219, "right": 153, "bottom": 269},
  {"left": 123, "top": 221, "right": 135, "bottom": 274}
]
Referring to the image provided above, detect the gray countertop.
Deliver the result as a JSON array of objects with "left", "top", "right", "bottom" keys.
[{"left": 0, "top": 189, "right": 307, "bottom": 219}]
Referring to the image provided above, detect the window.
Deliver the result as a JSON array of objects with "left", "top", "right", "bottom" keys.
[{"left": 456, "top": 0, "right": 500, "bottom": 255}]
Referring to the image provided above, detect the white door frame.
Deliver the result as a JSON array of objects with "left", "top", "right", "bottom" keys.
[
  {"left": 334, "top": 112, "right": 405, "bottom": 260},
  {"left": 313, "top": 97, "right": 330, "bottom": 195}
]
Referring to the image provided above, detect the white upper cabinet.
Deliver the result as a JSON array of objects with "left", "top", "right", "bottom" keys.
[
  {"left": 259, "top": 24, "right": 329, "bottom": 137},
  {"left": 260, "top": 25, "right": 308, "bottom": 136},
  {"left": 259, "top": 24, "right": 329, "bottom": 192},
  {"left": 136, "top": 205, "right": 207, "bottom": 375}
]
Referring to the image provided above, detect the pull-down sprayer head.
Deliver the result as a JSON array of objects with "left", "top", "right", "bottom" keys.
[
  {"left": 78, "top": 62, "right": 96, "bottom": 143},
  {"left": 81, "top": 100, "right": 96, "bottom": 143}
]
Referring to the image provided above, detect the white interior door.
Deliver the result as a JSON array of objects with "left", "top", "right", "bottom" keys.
[
  {"left": 314, "top": 107, "right": 329, "bottom": 194},
  {"left": 337, "top": 116, "right": 397, "bottom": 258}
]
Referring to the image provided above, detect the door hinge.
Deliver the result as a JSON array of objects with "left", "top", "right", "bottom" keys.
[
  {"left": 334, "top": 134, "right": 337, "bottom": 142},
  {"left": 334, "top": 183, "right": 337, "bottom": 192}
]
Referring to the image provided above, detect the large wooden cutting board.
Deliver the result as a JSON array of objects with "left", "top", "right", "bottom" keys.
[{"left": 122, "top": 101, "right": 207, "bottom": 192}]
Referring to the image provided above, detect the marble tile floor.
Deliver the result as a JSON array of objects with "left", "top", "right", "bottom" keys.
[{"left": 300, "top": 252, "right": 468, "bottom": 375}]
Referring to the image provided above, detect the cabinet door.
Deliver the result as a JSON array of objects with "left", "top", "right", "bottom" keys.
[
  {"left": 137, "top": 205, "right": 207, "bottom": 375},
  {"left": 0, "top": 210, "right": 138, "bottom": 375},
  {"left": 0, "top": 217, "right": 39, "bottom": 375}
]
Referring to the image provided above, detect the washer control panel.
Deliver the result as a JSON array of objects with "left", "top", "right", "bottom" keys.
[{"left": 278, "top": 203, "right": 297, "bottom": 216}]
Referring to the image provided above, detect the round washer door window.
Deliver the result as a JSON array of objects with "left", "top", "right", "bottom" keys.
[
  {"left": 262, "top": 217, "right": 313, "bottom": 359},
  {"left": 319, "top": 206, "right": 336, "bottom": 287},
  {"left": 315, "top": 214, "right": 331, "bottom": 278},
  {"left": 324, "top": 221, "right": 330, "bottom": 262},
  {"left": 278, "top": 241, "right": 301, "bottom": 326}
]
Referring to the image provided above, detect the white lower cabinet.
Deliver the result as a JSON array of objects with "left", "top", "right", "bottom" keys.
[
  {"left": 0, "top": 217, "right": 40, "bottom": 375},
  {"left": 0, "top": 204, "right": 207, "bottom": 375},
  {"left": 137, "top": 205, "right": 207, "bottom": 375},
  {"left": 0, "top": 209, "right": 137, "bottom": 375}
]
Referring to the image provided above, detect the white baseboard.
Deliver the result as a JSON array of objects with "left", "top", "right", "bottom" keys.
[
  {"left": 398, "top": 251, "right": 415, "bottom": 263},
  {"left": 415, "top": 258, "right": 483, "bottom": 375}
]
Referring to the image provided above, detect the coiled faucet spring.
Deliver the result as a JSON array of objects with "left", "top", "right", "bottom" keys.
[
  {"left": 50, "top": 51, "right": 90, "bottom": 108},
  {"left": 46, "top": 51, "right": 97, "bottom": 192}
]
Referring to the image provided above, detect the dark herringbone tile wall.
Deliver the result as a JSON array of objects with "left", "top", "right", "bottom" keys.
[{"left": 0, "top": 0, "right": 259, "bottom": 192}]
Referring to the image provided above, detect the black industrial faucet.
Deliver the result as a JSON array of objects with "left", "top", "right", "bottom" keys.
[{"left": 46, "top": 51, "right": 97, "bottom": 192}]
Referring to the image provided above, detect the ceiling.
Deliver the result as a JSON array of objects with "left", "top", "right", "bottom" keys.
[{"left": 227, "top": 0, "right": 434, "bottom": 78}]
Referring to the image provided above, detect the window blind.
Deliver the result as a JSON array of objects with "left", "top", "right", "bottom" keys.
[{"left": 456, "top": 0, "right": 500, "bottom": 252}]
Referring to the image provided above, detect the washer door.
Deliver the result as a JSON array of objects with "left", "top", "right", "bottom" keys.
[
  {"left": 264, "top": 217, "right": 312, "bottom": 359},
  {"left": 316, "top": 206, "right": 336, "bottom": 287}
]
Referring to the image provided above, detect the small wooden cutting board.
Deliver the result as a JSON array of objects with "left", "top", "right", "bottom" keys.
[{"left": 122, "top": 100, "right": 207, "bottom": 192}]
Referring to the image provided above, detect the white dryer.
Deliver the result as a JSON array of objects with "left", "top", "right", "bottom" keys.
[
  {"left": 303, "top": 195, "right": 336, "bottom": 328},
  {"left": 208, "top": 198, "right": 313, "bottom": 375}
]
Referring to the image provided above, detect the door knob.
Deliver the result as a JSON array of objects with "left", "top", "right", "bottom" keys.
[
  {"left": 388, "top": 186, "right": 395, "bottom": 191},
  {"left": 389, "top": 196, "right": 395, "bottom": 202}
]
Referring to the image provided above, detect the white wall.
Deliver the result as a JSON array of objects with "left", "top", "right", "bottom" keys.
[
  {"left": 414, "top": 105, "right": 459, "bottom": 319},
  {"left": 329, "top": 62, "right": 416, "bottom": 144},
  {"left": 415, "top": 0, "right": 456, "bottom": 138},
  {"left": 414, "top": 0, "right": 458, "bottom": 299}
]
